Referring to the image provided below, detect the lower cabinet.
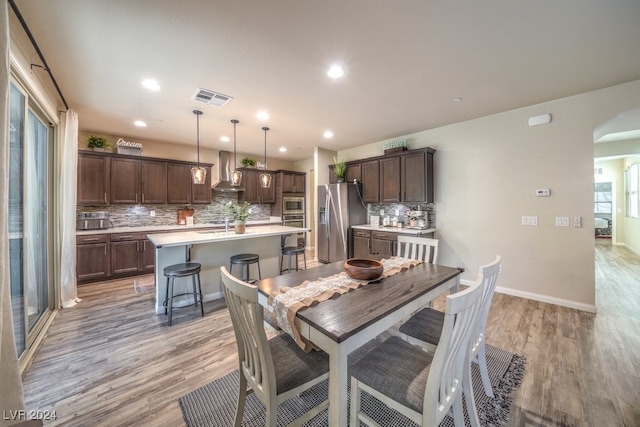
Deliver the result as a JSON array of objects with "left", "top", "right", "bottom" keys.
[
  {"left": 76, "top": 234, "right": 110, "bottom": 282},
  {"left": 77, "top": 232, "right": 156, "bottom": 284},
  {"left": 353, "top": 229, "right": 372, "bottom": 259},
  {"left": 371, "top": 231, "right": 398, "bottom": 259}
]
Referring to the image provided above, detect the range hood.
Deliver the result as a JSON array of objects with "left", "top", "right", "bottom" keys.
[{"left": 213, "top": 150, "right": 245, "bottom": 192}]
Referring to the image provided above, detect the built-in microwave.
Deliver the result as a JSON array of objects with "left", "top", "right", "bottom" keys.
[{"left": 283, "top": 196, "right": 304, "bottom": 215}]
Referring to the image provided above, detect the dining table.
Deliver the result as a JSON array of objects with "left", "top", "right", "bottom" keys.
[{"left": 256, "top": 259, "right": 462, "bottom": 426}]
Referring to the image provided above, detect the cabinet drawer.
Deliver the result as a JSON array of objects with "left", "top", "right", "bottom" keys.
[
  {"left": 353, "top": 229, "right": 371, "bottom": 238},
  {"left": 371, "top": 231, "right": 398, "bottom": 241},
  {"left": 76, "top": 234, "right": 108, "bottom": 244},
  {"left": 111, "top": 232, "right": 148, "bottom": 241}
]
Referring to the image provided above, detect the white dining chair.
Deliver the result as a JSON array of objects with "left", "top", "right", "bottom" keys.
[
  {"left": 396, "top": 235, "right": 439, "bottom": 264},
  {"left": 399, "top": 255, "right": 501, "bottom": 398},
  {"left": 220, "top": 267, "right": 330, "bottom": 426},
  {"left": 349, "top": 272, "right": 484, "bottom": 427}
]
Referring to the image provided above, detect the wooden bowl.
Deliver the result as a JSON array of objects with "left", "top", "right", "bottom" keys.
[{"left": 344, "top": 258, "right": 383, "bottom": 280}]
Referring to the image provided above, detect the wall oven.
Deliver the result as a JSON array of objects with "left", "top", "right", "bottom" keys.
[
  {"left": 283, "top": 214, "right": 306, "bottom": 247},
  {"left": 283, "top": 196, "right": 304, "bottom": 215}
]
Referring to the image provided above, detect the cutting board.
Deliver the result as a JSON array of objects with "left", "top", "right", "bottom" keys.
[{"left": 177, "top": 208, "right": 194, "bottom": 225}]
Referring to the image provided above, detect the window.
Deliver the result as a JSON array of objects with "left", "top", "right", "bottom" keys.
[
  {"left": 625, "top": 163, "right": 639, "bottom": 219},
  {"left": 594, "top": 182, "right": 612, "bottom": 215}
]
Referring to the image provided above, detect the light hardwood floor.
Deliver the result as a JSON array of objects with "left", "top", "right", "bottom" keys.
[{"left": 22, "top": 244, "right": 640, "bottom": 426}]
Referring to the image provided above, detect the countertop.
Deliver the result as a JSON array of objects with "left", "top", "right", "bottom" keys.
[
  {"left": 147, "top": 225, "right": 310, "bottom": 248},
  {"left": 76, "top": 218, "right": 282, "bottom": 236},
  {"left": 351, "top": 224, "right": 436, "bottom": 235}
]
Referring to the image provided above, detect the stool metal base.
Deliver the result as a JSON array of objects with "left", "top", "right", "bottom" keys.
[
  {"left": 230, "top": 253, "right": 262, "bottom": 283},
  {"left": 280, "top": 247, "right": 307, "bottom": 273},
  {"left": 163, "top": 262, "right": 204, "bottom": 326}
]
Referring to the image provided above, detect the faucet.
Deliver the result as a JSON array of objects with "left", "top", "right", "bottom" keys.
[{"left": 224, "top": 217, "right": 230, "bottom": 233}]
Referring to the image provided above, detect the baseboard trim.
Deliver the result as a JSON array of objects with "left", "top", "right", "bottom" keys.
[
  {"left": 460, "top": 279, "right": 597, "bottom": 313},
  {"left": 615, "top": 242, "right": 640, "bottom": 257}
]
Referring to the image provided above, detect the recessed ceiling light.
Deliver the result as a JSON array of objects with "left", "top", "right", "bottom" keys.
[
  {"left": 279, "top": 147, "right": 287, "bottom": 153},
  {"left": 257, "top": 111, "right": 269, "bottom": 121},
  {"left": 323, "top": 130, "right": 334, "bottom": 138},
  {"left": 134, "top": 120, "right": 147, "bottom": 127},
  {"left": 220, "top": 136, "right": 230, "bottom": 142},
  {"left": 141, "top": 79, "right": 160, "bottom": 91},
  {"left": 327, "top": 65, "right": 344, "bottom": 79},
  {"left": 453, "top": 97, "right": 463, "bottom": 102}
]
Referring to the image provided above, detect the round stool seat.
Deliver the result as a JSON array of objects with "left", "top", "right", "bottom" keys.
[
  {"left": 282, "top": 246, "right": 304, "bottom": 255},
  {"left": 230, "top": 254, "right": 260, "bottom": 264},
  {"left": 164, "top": 262, "right": 201, "bottom": 277},
  {"left": 280, "top": 246, "right": 307, "bottom": 273}
]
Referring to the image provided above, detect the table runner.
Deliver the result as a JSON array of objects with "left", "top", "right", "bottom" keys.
[{"left": 268, "top": 257, "right": 423, "bottom": 351}]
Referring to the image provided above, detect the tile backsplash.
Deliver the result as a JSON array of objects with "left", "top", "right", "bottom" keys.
[
  {"left": 78, "top": 193, "right": 271, "bottom": 228},
  {"left": 367, "top": 202, "right": 435, "bottom": 228}
]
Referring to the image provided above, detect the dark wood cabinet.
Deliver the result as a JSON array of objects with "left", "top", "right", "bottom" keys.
[
  {"left": 401, "top": 150, "right": 433, "bottom": 203},
  {"left": 361, "top": 160, "right": 380, "bottom": 203},
  {"left": 346, "top": 162, "right": 362, "bottom": 184},
  {"left": 77, "top": 153, "right": 109, "bottom": 205},
  {"left": 141, "top": 160, "right": 167, "bottom": 204},
  {"left": 110, "top": 232, "right": 154, "bottom": 276},
  {"left": 371, "top": 230, "right": 397, "bottom": 259},
  {"left": 282, "top": 172, "right": 305, "bottom": 193},
  {"left": 76, "top": 234, "right": 109, "bottom": 281},
  {"left": 240, "top": 168, "right": 276, "bottom": 204},
  {"left": 380, "top": 156, "right": 401, "bottom": 203},
  {"left": 110, "top": 158, "right": 139, "bottom": 203},
  {"left": 166, "top": 163, "right": 211, "bottom": 205},
  {"left": 141, "top": 240, "right": 156, "bottom": 272},
  {"left": 353, "top": 229, "right": 372, "bottom": 258}
]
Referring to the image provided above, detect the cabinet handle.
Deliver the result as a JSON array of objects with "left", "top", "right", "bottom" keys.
[
  {"left": 104, "top": 246, "right": 107, "bottom": 256},
  {"left": 84, "top": 238, "right": 99, "bottom": 241},
  {"left": 142, "top": 193, "right": 145, "bottom": 203},
  {"left": 104, "top": 192, "right": 107, "bottom": 203},
  {"left": 135, "top": 193, "right": 138, "bottom": 204},
  {"left": 119, "top": 235, "right": 133, "bottom": 239},
  {"left": 136, "top": 241, "right": 140, "bottom": 252}
]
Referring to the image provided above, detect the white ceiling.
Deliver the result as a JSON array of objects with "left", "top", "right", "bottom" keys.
[{"left": 12, "top": 0, "right": 640, "bottom": 161}]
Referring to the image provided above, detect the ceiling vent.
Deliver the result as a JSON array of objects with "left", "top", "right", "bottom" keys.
[{"left": 191, "top": 88, "right": 233, "bottom": 107}]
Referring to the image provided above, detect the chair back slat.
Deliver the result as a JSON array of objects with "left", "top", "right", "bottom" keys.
[
  {"left": 422, "top": 273, "right": 484, "bottom": 425},
  {"left": 396, "top": 236, "right": 439, "bottom": 264},
  {"left": 221, "top": 267, "right": 276, "bottom": 402},
  {"left": 471, "top": 256, "right": 501, "bottom": 354}
]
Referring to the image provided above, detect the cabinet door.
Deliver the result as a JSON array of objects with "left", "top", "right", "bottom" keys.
[
  {"left": 241, "top": 170, "right": 260, "bottom": 203},
  {"left": 191, "top": 165, "right": 212, "bottom": 204},
  {"left": 77, "top": 242, "right": 109, "bottom": 281},
  {"left": 353, "top": 236, "right": 371, "bottom": 259},
  {"left": 167, "top": 163, "right": 191, "bottom": 204},
  {"left": 140, "top": 160, "right": 167, "bottom": 204},
  {"left": 260, "top": 171, "right": 276, "bottom": 203},
  {"left": 346, "top": 162, "right": 361, "bottom": 184},
  {"left": 293, "top": 174, "right": 305, "bottom": 193},
  {"left": 111, "top": 158, "right": 140, "bottom": 204},
  {"left": 142, "top": 239, "right": 155, "bottom": 272},
  {"left": 401, "top": 151, "right": 427, "bottom": 203},
  {"left": 362, "top": 160, "right": 380, "bottom": 203},
  {"left": 111, "top": 240, "right": 141, "bottom": 275},
  {"left": 371, "top": 238, "right": 395, "bottom": 259},
  {"left": 78, "top": 153, "right": 109, "bottom": 205},
  {"left": 380, "top": 157, "right": 401, "bottom": 203}
]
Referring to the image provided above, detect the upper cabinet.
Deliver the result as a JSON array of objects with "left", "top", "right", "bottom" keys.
[
  {"left": 239, "top": 168, "right": 276, "bottom": 204},
  {"left": 326, "top": 147, "right": 435, "bottom": 204},
  {"left": 282, "top": 171, "right": 305, "bottom": 193},
  {"left": 78, "top": 153, "right": 110, "bottom": 205},
  {"left": 78, "top": 151, "right": 211, "bottom": 206}
]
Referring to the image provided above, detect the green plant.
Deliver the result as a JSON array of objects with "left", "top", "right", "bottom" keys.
[
  {"left": 225, "top": 201, "right": 251, "bottom": 222},
  {"left": 241, "top": 157, "right": 257, "bottom": 167},
  {"left": 87, "top": 135, "right": 110, "bottom": 149},
  {"left": 333, "top": 156, "right": 346, "bottom": 179}
]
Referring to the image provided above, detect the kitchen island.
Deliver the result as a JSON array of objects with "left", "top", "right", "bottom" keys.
[{"left": 147, "top": 225, "right": 309, "bottom": 314}]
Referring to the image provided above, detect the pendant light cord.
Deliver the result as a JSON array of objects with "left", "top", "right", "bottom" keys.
[
  {"left": 194, "top": 110, "right": 203, "bottom": 167},
  {"left": 232, "top": 119, "right": 239, "bottom": 170},
  {"left": 262, "top": 127, "right": 269, "bottom": 166}
]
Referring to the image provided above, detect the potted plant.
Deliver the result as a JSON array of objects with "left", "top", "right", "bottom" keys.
[
  {"left": 87, "top": 135, "right": 110, "bottom": 152},
  {"left": 241, "top": 157, "right": 257, "bottom": 168},
  {"left": 333, "top": 156, "right": 346, "bottom": 183},
  {"left": 225, "top": 201, "right": 251, "bottom": 234}
]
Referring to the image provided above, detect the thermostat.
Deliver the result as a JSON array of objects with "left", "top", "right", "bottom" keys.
[{"left": 536, "top": 188, "right": 551, "bottom": 197}]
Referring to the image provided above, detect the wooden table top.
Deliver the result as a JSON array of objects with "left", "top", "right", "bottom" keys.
[{"left": 257, "top": 261, "right": 461, "bottom": 343}]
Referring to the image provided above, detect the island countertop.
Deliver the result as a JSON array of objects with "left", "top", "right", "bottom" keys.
[{"left": 147, "top": 225, "right": 310, "bottom": 248}]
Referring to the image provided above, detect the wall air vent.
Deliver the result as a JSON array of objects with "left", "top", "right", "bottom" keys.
[{"left": 191, "top": 88, "right": 233, "bottom": 107}]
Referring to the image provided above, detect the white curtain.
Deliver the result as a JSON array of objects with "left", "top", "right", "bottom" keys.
[
  {"left": 58, "top": 109, "right": 79, "bottom": 308},
  {"left": 0, "top": 0, "right": 27, "bottom": 423}
]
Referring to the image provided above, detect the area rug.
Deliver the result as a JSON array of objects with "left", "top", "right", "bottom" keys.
[
  {"left": 180, "top": 339, "right": 525, "bottom": 426},
  {"left": 133, "top": 276, "right": 155, "bottom": 294}
]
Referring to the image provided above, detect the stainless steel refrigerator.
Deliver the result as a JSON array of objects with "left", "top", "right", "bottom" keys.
[{"left": 317, "top": 183, "right": 367, "bottom": 263}]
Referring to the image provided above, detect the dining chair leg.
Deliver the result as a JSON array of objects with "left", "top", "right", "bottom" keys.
[
  {"left": 349, "top": 376, "right": 361, "bottom": 426},
  {"left": 464, "top": 356, "right": 481, "bottom": 427},
  {"left": 234, "top": 374, "right": 247, "bottom": 427},
  {"left": 266, "top": 401, "right": 278, "bottom": 427},
  {"left": 476, "top": 342, "right": 494, "bottom": 397}
]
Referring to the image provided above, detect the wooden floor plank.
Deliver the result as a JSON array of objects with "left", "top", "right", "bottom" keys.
[{"left": 22, "top": 244, "right": 640, "bottom": 426}]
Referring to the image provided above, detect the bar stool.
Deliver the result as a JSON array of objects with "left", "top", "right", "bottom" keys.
[
  {"left": 280, "top": 234, "right": 307, "bottom": 273},
  {"left": 163, "top": 262, "right": 204, "bottom": 326},
  {"left": 229, "top": 254, "right": 262, "bottom": 284}
]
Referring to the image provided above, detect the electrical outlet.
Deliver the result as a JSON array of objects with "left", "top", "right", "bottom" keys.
[
  {"left": 555, "top": 216, "right": 570, "bottom": 227},
  {"left": 395, "top": 209, "right": 400, "bottom": 216},
  {"left": 380, "top": 210, "right": 384, "bottom": 216},
  {"left": 521, "top": 216, "right": 538, "bottom": 226},
  {"left": 150, "top": 210, "right": 156, "bottom": 217}
]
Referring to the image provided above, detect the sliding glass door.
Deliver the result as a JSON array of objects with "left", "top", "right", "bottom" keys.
[{"left": 8, "top": 80, "right": 53, "bottom": 357}]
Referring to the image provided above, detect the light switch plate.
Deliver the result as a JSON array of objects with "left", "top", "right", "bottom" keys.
[
  {"left": 521, "top": 216, "right": 538, "bottom": 226},
  {"left": 555, "top": 216, "right": 570, "bottom": 227}
]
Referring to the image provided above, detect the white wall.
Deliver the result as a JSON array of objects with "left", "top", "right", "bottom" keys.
[
  {"left": 594, "top": 158, "right": 624, "bottom": 244},
  {"left": 332, "top": 79, "right": 640, "bottom": 312},
  {"left": 622, "top": 156, "right": 640, "bottom": 255}
]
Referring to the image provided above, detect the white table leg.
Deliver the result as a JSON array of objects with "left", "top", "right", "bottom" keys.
[{"left": 328, "top": 344, "right": 349, "bottom": 426}]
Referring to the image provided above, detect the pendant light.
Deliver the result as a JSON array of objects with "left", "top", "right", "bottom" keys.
[
  {"left": 191, "top": 110, "right": 206, "bottom": 184},
  {"left": 259, "top": 126, "right": 272, "bottom": 188},
  {"left": 230, "top": 119, "right": 242, "bottom": 186}
]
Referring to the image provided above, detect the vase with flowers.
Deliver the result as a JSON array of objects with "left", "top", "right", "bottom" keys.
[
  {"left": 333, "top": 156, "right": 346, "bottom": 183},
  {"left": 225, "top": 201, "right": 251, "bottom": 234}
]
